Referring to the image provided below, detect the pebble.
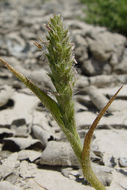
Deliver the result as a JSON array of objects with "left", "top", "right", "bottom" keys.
[{"left": 119, "top": 157, "right": 127, "bottom": 167}]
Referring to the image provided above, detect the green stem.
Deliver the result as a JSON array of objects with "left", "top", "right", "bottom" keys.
[
  {"left": 81, "top": 140, "right": 106, "bottom": 190},
  {"left": 63, "top": 126, "right": 82, "bottom": 163}
]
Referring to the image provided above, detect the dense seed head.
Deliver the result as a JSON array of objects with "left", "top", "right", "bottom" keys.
[
  {"left": 45, "top": 15, "right": 77, "bottom": 131},
  {"left": 46, "top": 15, "right": 75, "bottom": 98}
]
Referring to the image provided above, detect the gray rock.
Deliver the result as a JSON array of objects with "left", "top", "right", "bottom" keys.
[
  {"left": 39, "top": 141, "right": 79, "bottom": 166},
  {"left": 32, "top": 111, "right": 58, "bottom": 144},
  {"left": 73, "top": 34, "right": 88, "bottom": 64},
  {"left": 66, "top": 20, "right": 93, "bottom": 32},
  {"left": 32, "top": 124, "right": 54, "bottom": 147},
  {"left": 11, "top": 118, "right": 28, "bottom": 137},
  {"left": 0, "top": 153, "right": 19, "bottom": 179},
  {"left": 0, "top": 181, "right": 21, "bottom": 190},
  {"left": 74, "top": 101, "right": 88, "bottom": 113},
  {"left": 19, "top": 161, "right": 34, "bottom": 179},
  {"left": 92, "top": 164, "right": 113, "bottom": 186},
  {"left": 76, "top": 111, "right": 97, "bottom": 129},
  {"left": 3, "top": 137, "right": 42, "bottom": 151},
  {"left": 0, "top": 128, "right": 15, "bottom": 139},
  {"left": 0, "top": 56, "right": 21, "bottom": 69},
  {"left": 26, "top": 161, "right": 93, "bottom": 190},
  {"left": 104, "top": 156, "right": 117, "bottom": 168},
  {"left": 114, "top": 49, "right": 127, "bottom": 74},
  {"left": 81, "top": 59, "right": 96, "bottom": 76},
  {"left": 97, "top": 86, "right": 126, "bottom": 98},
  {"left": 61, "top": 168, "right": 78, "bottom": 180},
  {"left": 6, "top": 32, "right": 26, "bottom": 57},
  {"left": 74, "top": 29, "right": 125, "bottom": 75},
  {"left": 120, "top": 184, "right": 127, "bottom": 190},
  {"left": 95, "top": 129, "right": 127, "bottom": 165},
  {"left": 28, "top": 69, "right": 54, "bottom": 90},
  {"left": 88, "top": 38, "right": 112, "bottom": 63},
  {"left": 88, "top": 31, "right": 126, "bottom": 63},
  {"left": 76, "top": 74, "right": 124, "bottom": 90},
  {"left": 0, "top": 150, "right": 11, "bottom": 160},
  {"left": 89, "top": 75, "right": 118, "bottom": 87},
  {"left": 0, "top": 91, "right": 37, "bottom": 126},
  {"left": 92, "top": 146, "right": 104, "bottom": 165},
  {"left": 85, "top": 85, "right": 116, "bottom": 112},
  {"left": 4, "top": 172, "right": 19, "bottom": 185},
  {"left": 0, "top": 85, "right": 14, "bottom": 107},
  {"left": 75, "top": 75, "right": 89, "bottom": 89},
  {"left": 115, "top": 74, "right": 127, "bottom": 84},
  {"left": 119, "top": 157, "right": 127, "bottom": 167},
  {"left": 18, "top": 150, "right": 41, "bottom": 162}
]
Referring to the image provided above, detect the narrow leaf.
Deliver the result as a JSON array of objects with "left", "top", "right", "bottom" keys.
[
  {"left": 0, "top": 58, "right": 63, "bottom": 127},
  {"left": 81, "top": 85, "right": 123, "bottom": 190},
  {"left": 82, "top": 85, "right": 123, "bottom": 156}
]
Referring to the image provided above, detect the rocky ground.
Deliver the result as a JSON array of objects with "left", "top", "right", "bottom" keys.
[{"left": 0, "top": 0, "right": 127, "bottom": 190}]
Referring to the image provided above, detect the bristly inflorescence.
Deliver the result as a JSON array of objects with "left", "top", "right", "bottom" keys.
[
  {"left": 45, "top": 15, "right": 76, "bottom": 133},
  {"left": 46, "top": 15, "right": 75, "bottom": 95}
]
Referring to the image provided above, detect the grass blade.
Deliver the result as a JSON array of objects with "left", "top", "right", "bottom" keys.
[
  {"left": 0, "top": 58, "right": 63, "bottom": 127},
  {"left": 81, "top": 85, "right": 123, "bottom": 190}
]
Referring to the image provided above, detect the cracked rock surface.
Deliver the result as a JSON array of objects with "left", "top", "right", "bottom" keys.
[{"left": 0, "top": 0, "right": 127, "bottom": 190}]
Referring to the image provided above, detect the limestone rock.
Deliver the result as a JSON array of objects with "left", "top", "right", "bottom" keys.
[
  {"left": 18, "top": 150, "right": 41, "bottom": 162},
  {"left": 3, "top": 137, "right": 42, "bottom": 151},
  {"left": 0, "top": 153, "right": 19, "bottom": 179},
  {"left": 0, "top": 181, "right": 21, "bottom": 190},
  {"left": 39, "top": 141, "right": 79, "bottom": 166}
]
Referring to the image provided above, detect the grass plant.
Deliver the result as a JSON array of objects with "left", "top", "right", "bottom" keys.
[
  {"left": 80, "top": 0, "right": 127, "bottom": 35},
  {"left": 0, "top": 15, "right": 122, "bottom": 190}
]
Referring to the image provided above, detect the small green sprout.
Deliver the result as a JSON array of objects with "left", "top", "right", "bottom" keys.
[{"left": 0, "top": 15, "right": 123, "bottom": 190}]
